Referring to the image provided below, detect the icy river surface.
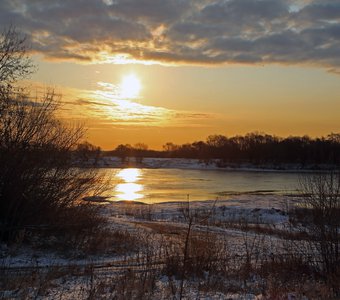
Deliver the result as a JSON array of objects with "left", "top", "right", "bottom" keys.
[{"left": 102, "top": 168, "right": 312, "bottom": 203}]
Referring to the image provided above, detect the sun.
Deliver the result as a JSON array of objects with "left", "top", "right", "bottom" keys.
[{"left": 119, "top": 74, "right": 141, "bottom": 99}]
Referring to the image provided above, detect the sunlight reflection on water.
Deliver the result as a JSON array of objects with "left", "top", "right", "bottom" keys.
[
  {"left": 115, "top": 168, "right": 144, "bottom": 201},
  {"left": 106, "top": 167, "right": 306, "bottom": 204}
]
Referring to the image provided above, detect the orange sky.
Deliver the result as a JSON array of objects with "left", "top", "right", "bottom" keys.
[
  {"left": 29, "top": 58, "right": 340, "bottom": 149},
  {"left": 3, "top": 0, "right": 340, "bottom": 149}
]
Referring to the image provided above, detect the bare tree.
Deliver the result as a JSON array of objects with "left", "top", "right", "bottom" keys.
[
  {"left": 115, "top": 144, "right": 132, "bottom": 163},
  {"left": 76, "top": 141, "right": 101, "bottom": 165},
  {"left": 134, "top": 142, "right": 148, "bottom": 163},
  {"left": 0, "top": 27, "right": 105, "bottom": 242},
  {"left": 0, "top": 88, "right": 105, "bottom": 240},
  {"left": 297, "top": 172, "right": 340, "bottom": 276},
  {"left": 0, "top": 26, "right": 34, "bottom": 85},
  {"left": 287, "top": 171, "right": 340, "bottom": 296}
]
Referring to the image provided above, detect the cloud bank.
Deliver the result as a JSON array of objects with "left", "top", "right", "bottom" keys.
[{"left": 1, "top": 0, "right": 340, "bottom": 70}]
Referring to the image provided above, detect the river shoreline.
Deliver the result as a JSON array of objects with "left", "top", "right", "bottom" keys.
[{"left": 79, "top": 156, "right": 338, "bottom": 173}]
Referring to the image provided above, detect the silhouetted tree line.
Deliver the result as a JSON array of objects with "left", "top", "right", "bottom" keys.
[
  {"left": 107, "top": 143, "right": 151, "bottom": 164},
  {"left": 75, "top": 141, "right": 102, "bottom": 165},
  {"left": 107, "top": 133, "right": 340, "bottom": 167}
]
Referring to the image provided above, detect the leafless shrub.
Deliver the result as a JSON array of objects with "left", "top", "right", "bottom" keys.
[
  {"left": 59, "top": 227, "right": 141, "bottom": 257},
  {"left": 0, "top": 27, "right": 106, "bottom": 245},
  {"left": 290, "top": 172, "right": 340, "bottom": 281},
  {"left": 264, "top": 270, "right": 338, "bottom": 300},
  {"left": 0, "top": 26, "right": 34, "bottom": 85},
  {"left": 119, "top": 203, "right": 155, "bottom": 221},
  {"left": 0, "top": 88, "right": 106, "bottom": 243},
  {"left": 155, "top": 199, "right": 233, "bottom": 299}
]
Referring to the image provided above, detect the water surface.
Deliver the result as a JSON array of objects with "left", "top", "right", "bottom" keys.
[{"left": 103, "top": 168, "right": 308, "bottom": 203}]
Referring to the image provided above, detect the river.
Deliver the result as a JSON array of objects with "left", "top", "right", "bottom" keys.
[{"left": 101, "top": 168, "right": 312, "bottom": 203}]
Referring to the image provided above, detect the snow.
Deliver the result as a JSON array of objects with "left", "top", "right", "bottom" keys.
[
  {"left": 1, "top": 195, "right": 292, "bottom": 268},
  {"left": 1, "top": 181, "right": 313, "bottom": 299},
  {"left": 94, "top": 156, "right": 330, "bottom": 172}
]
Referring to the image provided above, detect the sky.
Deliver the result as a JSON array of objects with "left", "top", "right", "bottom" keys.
[{"left": 1, "top": 0, "right": 340, "bottom": 149}]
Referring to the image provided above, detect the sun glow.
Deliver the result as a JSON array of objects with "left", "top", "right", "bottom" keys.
[
  {"left": 119, "top": 74, "right": 141, "bottom": 99},
  {"left": 115, "top": 168, "right": 144, "bottom": 201},
  {"left": 117, "top": 168, "right": 141, "bottom": 182},
  {"left": 92, "top": 82, "right": 172, "bottom": 125}
]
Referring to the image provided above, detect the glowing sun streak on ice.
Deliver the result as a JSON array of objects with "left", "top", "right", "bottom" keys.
[{"left": 115, "top": 168, "right": 144, "bottom": 201}]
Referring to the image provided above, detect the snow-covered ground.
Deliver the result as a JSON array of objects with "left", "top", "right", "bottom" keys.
[
  {"left": 1, "top": 194, "right": 318, "bottom": 299},
  {"left": 109, "top": 197, "right": 289, "bottom": 224},
  {"left": 90, "top": 156, "right": 334, "bottom": 171},
  {"left": 1, "top": 195, "right": 292, "bottom": 268}
]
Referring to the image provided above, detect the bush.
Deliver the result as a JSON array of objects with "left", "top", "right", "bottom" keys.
[
  {"left": 0, "top": 27, "right": 105, "bottom": 243},
  {"left": 287, "top": 172, "right": 340, "bottom": 295}
]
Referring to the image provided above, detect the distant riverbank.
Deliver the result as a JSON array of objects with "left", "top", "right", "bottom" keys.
[{"left": 78, "top": 156, "right": 338, "bottom": 172}]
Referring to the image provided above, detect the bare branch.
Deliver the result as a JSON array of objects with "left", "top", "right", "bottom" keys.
[{"left": 0, "top": 25, "right": 35, "bottom": 85}]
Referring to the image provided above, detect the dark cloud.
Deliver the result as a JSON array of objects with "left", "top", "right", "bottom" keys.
[
  {"left": 1, "top": 0, "right": 340, "bottom": 70},
  {"left": 297, "top": 2, "right": 340, "bottom": 22},
  {"left": 109, "top": 0, "right": 193, "bottom": 24},
  {"left": 200, "top": 0, "right": 288, "bottom": 25}
]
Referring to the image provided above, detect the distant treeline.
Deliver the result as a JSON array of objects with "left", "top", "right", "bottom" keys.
[{"left": 100, "top": 133, "right": 340, "bottom": 166}]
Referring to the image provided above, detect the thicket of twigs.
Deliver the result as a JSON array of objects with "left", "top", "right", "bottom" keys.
[{"left": 0, "top": 26, "right": 105, "bottom": 244}]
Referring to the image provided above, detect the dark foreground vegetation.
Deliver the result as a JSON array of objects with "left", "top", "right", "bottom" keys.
[
  {"left": 0, "top": 27, "right": 105, "bottom": 244},
  {"left": 1, "top": 172, "right": 339, "bottom": 299},
  {"left": 107, "top": 133, "right": 340, "bottom": 168}
]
